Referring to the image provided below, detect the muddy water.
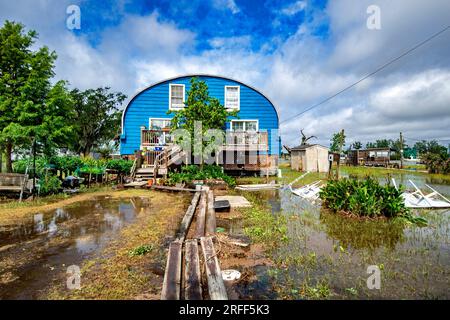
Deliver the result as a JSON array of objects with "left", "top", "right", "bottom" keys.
[
  {"left": 234, "top": 173, "right": 450, "bottom": 299},
  {"left": 0, "top": 196, "right": 151, "bottom": 299}
]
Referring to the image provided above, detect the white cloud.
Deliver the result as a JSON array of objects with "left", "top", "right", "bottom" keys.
[
  {"left": 213, "top": 0, "right": 240, "bottom": 14},
  {"left": 281, "top": 1, "right": 307, "bottom": 16},
  {"left": 1, "top": 0, "right": 450, "bottom": 148}
]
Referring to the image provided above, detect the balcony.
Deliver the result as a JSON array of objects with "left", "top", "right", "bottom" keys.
[
  {"left": 140, "top": 128, "right": 268, "bottom": 151},
  {"left": 141, "top": 129, "right": 172, "bottom": 147}
]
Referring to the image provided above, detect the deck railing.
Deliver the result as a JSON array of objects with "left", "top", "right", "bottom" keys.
[
  {"left": 225, "top": 131, "right": 268, "bottom": 148},
  {"left": 141, "top": 129, "right": 172, "bottom": 146},
  {"left": 141, "top": 129, "right": 268, "bottom": 148}
]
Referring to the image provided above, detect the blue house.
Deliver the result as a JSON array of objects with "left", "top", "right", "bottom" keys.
[{"left": 120, "top": 74, "right": 280, "bottom": 176}]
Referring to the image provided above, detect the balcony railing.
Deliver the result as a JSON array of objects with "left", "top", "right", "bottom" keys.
[
  {"left": 225, "top": 131, "right": 268, "bottom": 149},
  {"left": 141, "top": 129, "right": 172, "bottom": 146},
  {"left": 141, "top": 129, "right": 268, "bottom": 150}
]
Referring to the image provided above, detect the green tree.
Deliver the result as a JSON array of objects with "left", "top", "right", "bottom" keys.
[
  {"left": 168, "top": 77, "right": 237, "bottom": 163},
  {"left": 70, "top": 87, "right": 126, "bottom": 156},
  {"left": 414, "top": 140, "right": 447, "bottom": 157},
  {"left": 0, "top": 21, "right": 73, "bottom": 171},
  {"left": 351, "top": 141, "right": 362, "bottom": 150},
  {"left": 330, "top": 130, "right": 346, "bottom": 153}
]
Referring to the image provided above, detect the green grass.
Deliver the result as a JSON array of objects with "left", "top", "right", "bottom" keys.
[{"left": 339, "top": 165, "right": 450, "bottom": 182}]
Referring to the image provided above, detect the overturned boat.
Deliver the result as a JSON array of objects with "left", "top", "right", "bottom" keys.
[
  {"left": 289, "top": 180, "right": 323, "bottom": 201},
  {"left": 392, "top": 179, "right": 450, "bottom": 209}
]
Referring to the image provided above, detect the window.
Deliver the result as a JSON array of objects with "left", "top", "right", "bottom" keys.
[
  {"left": 149, "top": 118, "right": 171, "bottom": 130},
  {"left": 231, "top": 120, "right": 258, "bottom": 132},
  {"left": 149, "top": 118, "right": 172, "bottom": 144},
  {"left": 169, "top": 84, "right": 185, "bottom": 110},
  {"left": 225, "top": 86, "right": 240, "bottom": 110}
]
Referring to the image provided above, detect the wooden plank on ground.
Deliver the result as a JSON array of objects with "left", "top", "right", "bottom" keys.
[
  {"left": 161, "top": 241, "right": 183, "bottom": 300},
  {"left": 176, "top": 192, "right": 201, "bottom": 242},
  {"left": 151, "top": 185, "right": 197, "bottom": 192},
  {"left": 205, "top": 190, "right": 216, "bottom": 236},
  {"left": 194, "top": 191, "right": 207, "bottom": 239},
  {"left": 184, "top": 240, "right": 202, "bottom": 300},
  {"left": 200, "top": 236, "right": 228, "bottom": 300}
]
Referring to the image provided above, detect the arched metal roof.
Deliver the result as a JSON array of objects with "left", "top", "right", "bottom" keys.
[{"left": 120, "top": 74, "right": 280, "bottom": 134}]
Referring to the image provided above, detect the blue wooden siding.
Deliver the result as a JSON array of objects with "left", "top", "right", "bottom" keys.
[{"left": 120, "top": 75, "right": 280, "bottom": 155}]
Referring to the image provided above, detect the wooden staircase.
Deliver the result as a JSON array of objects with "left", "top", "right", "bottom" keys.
[{"left": 133, "top": 145, "right": 185, "bottom": 182}]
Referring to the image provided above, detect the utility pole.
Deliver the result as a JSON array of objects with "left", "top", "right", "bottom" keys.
[
  {"left": 336, "top": 129, "right": 345, "bottom": 180},
  {"left": 399, "top": 132, "right": 404, "bottom": 169}
]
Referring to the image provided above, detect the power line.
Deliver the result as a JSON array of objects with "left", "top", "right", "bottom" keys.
[{"left": 279, "top": 25, "right": 450, "bottom": 126}]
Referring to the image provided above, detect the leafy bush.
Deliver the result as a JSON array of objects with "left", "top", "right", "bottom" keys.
[
  {"left": 421, "top": 153, "right": 450, "bottom": 174},
  {"left": 39, "top": 174, "right": 62, "bottom": 195},
  {"left": 319, "top": 177, "right": 409, "bottom": 218},
  {"left": 167, "top": 165, "right": 235, "bottom": 186},
  {"left": 14, "top": 156, "right": 134, "bottom": 176},
  {"left": 105, "top": 159, "right": 133, "bottom": 174}
]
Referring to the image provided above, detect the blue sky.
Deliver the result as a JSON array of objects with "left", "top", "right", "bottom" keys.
[{"left": 1, "top": 0, "right": 449, "bottom": 147}]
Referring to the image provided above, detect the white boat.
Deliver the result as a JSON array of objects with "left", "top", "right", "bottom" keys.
[
  {"left": 289, "top": 180, "right": 323, "bottom": 201},
  {"left": 392, "top": 178, "right": 450, "bottom": 209}
]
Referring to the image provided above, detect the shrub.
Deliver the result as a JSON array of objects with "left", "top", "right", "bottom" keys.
[
  {"left": 39, "top": 174, "right": 62, "bottom": 195},
  {"left": 105, "top": 159, "right": 133, "bottom": 174},
  {"left": 167, "top": 165, "right": 235, "bottom": 187},
  {"left": 319, "top": 177, "right": 409, "bottom": 218},
  {"left": 421, "top": 153, "right": 450, "bottom": 174}
]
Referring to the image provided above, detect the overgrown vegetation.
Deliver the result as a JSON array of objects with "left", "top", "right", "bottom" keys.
[
  {"left": 240, "top": 193, "right": 288, "bottom": 249},
  {"left": 421, "top": 153, "right": 450, "bottom": 174},
  {"left": 39, "top": 174, "right": 62, "bottom": 195},
  {"left": 13, "top": 156, "right": 132, "bottom": 177},
  {"left": 319, "top": 177, "right": 409, "bottom": 218},
  {"left": 167, "top": 165, "right": 235, "bottom": 186}
]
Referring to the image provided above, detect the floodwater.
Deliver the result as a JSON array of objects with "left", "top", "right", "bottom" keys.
[
  {"left": 232, "top": 172, "right": 450, "bottom": 299},
  {"left": 0, "top": 196, "right": 151, "bottom": 299}
]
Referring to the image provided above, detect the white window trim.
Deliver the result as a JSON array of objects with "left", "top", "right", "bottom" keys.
[
  {"left": 224, "top": 85, "right": 240, "bottom": 111},
  {"left": 230, "top": 119, "right": 259, "bottom": 132},
  {"left": 169, "top": 83, "right": 185, "bottom": 110},
  {"left": 149, "top": 118, "right": 172, "bottom": 129}
]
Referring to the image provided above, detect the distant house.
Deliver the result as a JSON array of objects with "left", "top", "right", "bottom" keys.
[
  {"left": 290, "top": 144, "right": 329, "bottom": 173},
  {"left": 347, "top": 148, "right": 393, "bottom": 167},
  {"left": 120, "top": 74, "right": 281, "bottom": 176}
]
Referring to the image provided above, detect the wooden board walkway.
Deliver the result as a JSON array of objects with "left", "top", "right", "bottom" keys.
[
  {"left": 184, "top": 240, "right": 202, "bottom": 300},
  {"left": 200, "top": 236, "right": 228, "bottom": 300},
  {"left": 161, "top": 241, "right": 183, "bottom": 300},
  {"left": 194, "top": 191, "right": 207, "bottom": 239},
  {"left": 176, "top": 192, "right": 201, "bottom": 242},
  {"left": 160, "top": 187, "right": 228, "bottom": 300}
]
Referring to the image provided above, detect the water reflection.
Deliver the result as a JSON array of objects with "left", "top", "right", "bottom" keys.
[{"left": 0, "top": 196, "right": 152, "bottom": 299}]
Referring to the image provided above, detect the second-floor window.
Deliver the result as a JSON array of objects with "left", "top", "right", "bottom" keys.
[
  {"left": 169, "top": 84, "right": 185, "bottom": 110},
  {"left": 231, "top": 120, "right": 258, "bottom": 132},
  {"left": 225, "top": 86, "right": 240, "bottom": 110}
]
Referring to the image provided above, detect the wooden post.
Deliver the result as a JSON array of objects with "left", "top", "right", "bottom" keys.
[
  {"left": 400, "top": 132, "right": 404, "bottom": 169},
  {"left": 164, "top": 148, "right": 168, "bottom": 180},
  {"left": 336, "top": 129, "right": 345, "bottom": 180}
]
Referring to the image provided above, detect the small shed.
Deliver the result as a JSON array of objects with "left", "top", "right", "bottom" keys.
[{"left": 290, "top": 144, "right": 329, "bottom": 173}]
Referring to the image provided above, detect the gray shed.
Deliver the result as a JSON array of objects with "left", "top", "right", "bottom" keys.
[{"left": 290, "top": 144, "right": 330, "bottom": 173}]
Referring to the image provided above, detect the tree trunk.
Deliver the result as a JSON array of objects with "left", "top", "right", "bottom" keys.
[{"left": 5, "top": 142, "right": 13, "bottom": 173}]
